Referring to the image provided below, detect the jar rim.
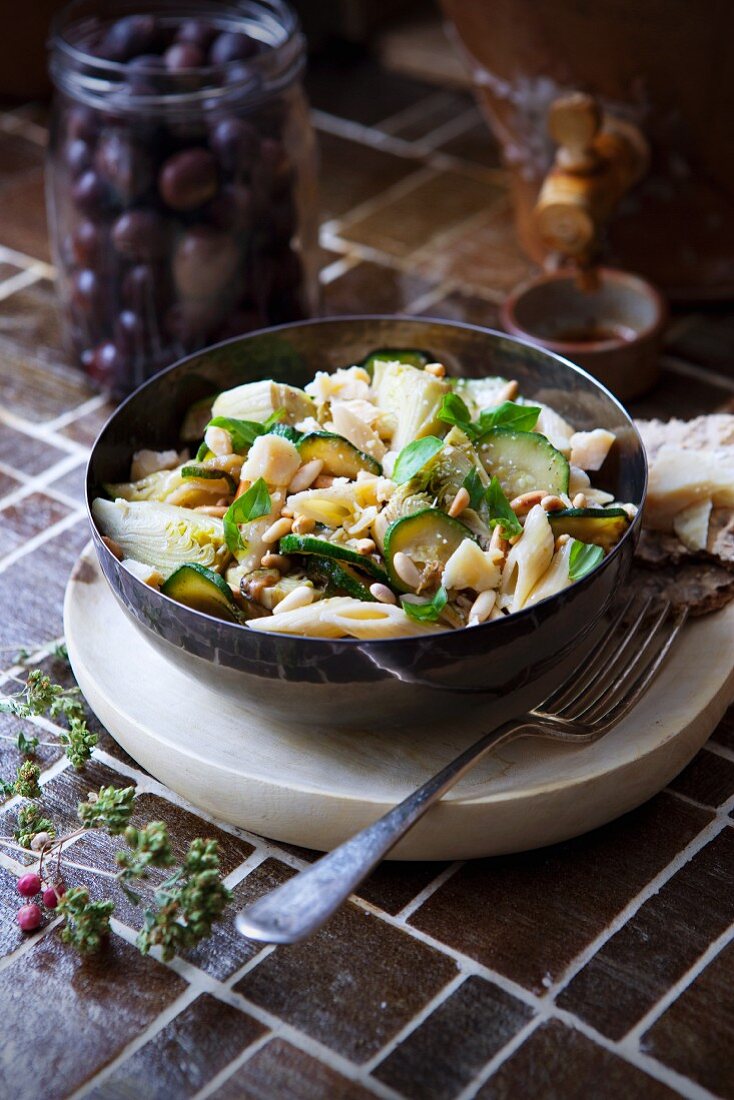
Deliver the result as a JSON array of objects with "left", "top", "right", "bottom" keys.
[{"left": 49, "top": 0, "right": 305, "bottom": 111}]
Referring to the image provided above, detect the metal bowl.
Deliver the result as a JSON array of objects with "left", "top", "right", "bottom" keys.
[{"left": 86, "top": 317, "right": 646, "bottom": 732}]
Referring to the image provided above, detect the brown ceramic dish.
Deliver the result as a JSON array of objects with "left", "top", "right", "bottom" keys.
[{"left": 86, "top": 317, "right": 646, "bottom": 731}]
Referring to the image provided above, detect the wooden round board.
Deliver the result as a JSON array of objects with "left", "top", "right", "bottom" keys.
[{"left": 64, "top": 544, "right": 734, "bottom": 860}]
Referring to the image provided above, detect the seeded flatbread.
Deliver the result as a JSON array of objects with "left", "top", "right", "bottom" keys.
[{"left": 631, "top": 561, "right": 734, "bottom": 617}]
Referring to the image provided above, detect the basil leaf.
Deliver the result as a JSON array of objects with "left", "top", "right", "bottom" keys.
[
  {"left": 268, "top": 422, "right": 302, "bottom": 444},
  {"left": 462, "top": 468, "right": 485, "bottom": 511},
  {"left": 476, "top": 402, "right": 541, "bottom": 435},
  {"left": 207, "top": 408, "right": 286, "bottom": 453},
  {"left": 568, "top": 539, "right": 604, "bottom": 581},
  {"left": 485, "top": 476, "right": 522, "bottom": 538},
  {"left": 392, "top": 436, "right": 444, "bottom": 484},
  {"left": 195, "top": 440, "right": 210, "bottom": 461},
  {"left": 223, "top": 478, "right": 271, "bottom": 554},
  {"left": 438, "top": 392, "right": 473, "bottom": 432},
  {"left": 401, "top": 586, "right": 448, "bottom": 623}
]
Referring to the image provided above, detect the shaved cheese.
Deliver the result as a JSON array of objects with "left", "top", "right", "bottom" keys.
[
  {"left": 646, "top": 445, "right": 734, "bottom": 530},
  {"left": 570, "top": 429, "right": 616, "bottom": 471},
  {"left": 442, "top": 539, "right": 502, "bottom": 593},
  {"left": 672, "top": 499, "right": 713, "bottom": 551},
  {"left": 329, "top": 401, "right": 386, "bottom": 460}
]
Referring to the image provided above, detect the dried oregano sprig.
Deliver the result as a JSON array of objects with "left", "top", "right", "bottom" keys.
[
  {"left": 14, "top": 804, "right": 56, "bottom": 849},
  {"left": 78, "top": 786, "right": 136, "bottom": 835},
  {"left": 58, "top": 888, "right": 115, "bottom": 954},
  {"left": 0, "top": 668, "right": 98, "bottom": 770}
]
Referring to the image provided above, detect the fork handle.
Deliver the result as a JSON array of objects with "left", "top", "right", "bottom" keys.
[{"left": 236, "top": 718, "right": 527, "bottom": 945}]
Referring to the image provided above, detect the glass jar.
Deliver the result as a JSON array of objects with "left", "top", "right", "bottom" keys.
[{"left": 47, "top": 0, "right": 319, "bottom": 397}]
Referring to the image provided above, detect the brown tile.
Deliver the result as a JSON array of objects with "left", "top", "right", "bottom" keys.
[
  {"left": 558, "top": 827, "right": 734, "bottom": 1038},
  {"left": 374, "top": 976, "right": 534, "bottom": 1099},
  {"left": 0, "top": 492, "right": 72, "bottom": 554},
  {"left": 307, "top": 54, "right": 437, "bottom": 127},
  {"left": 0, "top": 419, "right": 67, "bottom": 476},
  {"left": 409, "top": 794, "right": 710, "bottom": 992},
  {"left": 0, "top": 518, "right": 89, "bottom": 651},
  {"left": 667, "top": 747, "right": 734, "bottom": 807},
  {"left": 0, "top": 279, "right": 67, "bottom": 362},
  {"left": 383, "top": 91, "right": 476, "bottom": 142},
  {"left": 0, "top": 928, "right": 186, "bottom": 1100},
  {"left": 0, "top": 261, "right": 22, "bottom": 282},
  {"left": 0, "top": 168, "right": 50, "bottom": 260},
  {"left": 415, "top": 289, "right": 502, "bottom": 329},
  {"left": 711, "top": 706, "right": 734, "bottom": 752},
  {"left": 0, "top": 468, "right": 22, "bottom": 500},
  {"left": 628, "top": 363, "right": 734, "bottom": 420},
  {"left": 436, "top": 118, "right": 502, "bottom": 169},
  {"left": 0, "top": 131, "right": 43, "bottom": 188},
  {"left": 213, "top": 1037, "right": 374, "bottom": 1100},
  {"left": 235, "top": 897, "right": 457, "bottom": 1062},
  {"left": 0, "top": 340, "right": 94, "bottom": 420},
  {"left": 477, "top": 1020, "right": 676, "bottom": 1099},
  {"left": 341, "top": 170, "right": 497, "bottom": 258},
  {"left": 8, "top": 102, "right": 50, "bottom": 129},
  {"left": 412, "top": 194, "right": 538, "bottom": 294},
  {"left": 317, "top": 131, "right": 418, "bottom": 221},
  {"left": 642, "top": 938, "right": 734, "bottom": 1098},
  {"left": 0, "top": 708, "right": 64, "bottom": 803},
  {"left": 60, "top": 400, "right": 116, "bottom": 447},
  {"left": 665, "top": 310, "right": 734, "bottom": 376},
  {"left": 86, "top": 994, "right": 266, "bottom": 1100},
  {"left": 47, "top": 460, "right": 87, "bottom": 504},
  {"left": 322, "top": 260, "right": 436, "bottom": 316}
]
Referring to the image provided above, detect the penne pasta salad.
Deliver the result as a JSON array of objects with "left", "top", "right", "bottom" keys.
[{"left": 93, "top": 349, "right": 638, "bottom": 638}]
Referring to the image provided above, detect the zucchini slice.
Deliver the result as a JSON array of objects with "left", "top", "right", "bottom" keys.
[
  {"left": 306, "top": 556, "right": 376, "bottom": 601},
  {"left": 359, "top": 347, "right": 432, "bottom": 376},
  {"left": 383, "top": 508, "right": 476, "bottom": 593},
  {"left": 477, "top": 428, "right": 570, "bottom": 498},
  {"left": 279, "top": 533, "right": 389, "bottom": 582},
  {"left": 180, "top": 465, "right": 238, "bottom": 495},
  {"left": 161, "top": 563, "right": 241, "bottom": 622},
  {"left": 549, "top": 508, "right": 630, "bottom": 551},
  {"left": 297, "top": 432, "right": 381, "bottom": 477}
]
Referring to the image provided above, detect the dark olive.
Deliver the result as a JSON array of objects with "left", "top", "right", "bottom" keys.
[
  {"left": 164, "top": 42, "right": 205, "bottom": 71},
  {"left": 111, "top": 209, "right": 169, "bottom": 261},
  {"left": 114, "top": 309, "right": 150, "bottom": 354},
  {"left": 70, "top": 220, "right": 103, "bottom": 265},
  {"left": 95, "top": 132, "right": 152, "bottom": 203},
  {"left": 67, "top": 106, "right": 98, "bottom": 144},
  {"left": 209, "top": 117, "right": 259, "bottom": 176},
  {"left": 71, "top": 170, "right": 112, "bottom": 218},
  {"left": 99, "top": 15, "right": 159, "bottom": 62},
  {"left": 215, "top": 307, "right": 261, "bottom": 341},
  {"left": 252, "top": 137, "right": 291, "bottom": 198},
  {"left": 84, "top": 340, "right": 129, "bottom": 389},
  {"left": 177, "top": 20, "right": 217, "bottom": 51},
  {"left": 173, "top": 226, "right": 240, "bottom": 300},
  {"left": 205, "top": 183, "right": 252, "bottom": 231},
  {"left": 64, "top": 138, "right": 93, "bottom": 177},
  {"left": 209, "top": 31, "right": 258, "bottom": 66},
  {"left": 122, "top": 263, "right": 168, "bottom": 313},
  {"left": 70, "top": 269, "right": 103, "bottom": 317},
  {"left": 164, "top": 299, "right": 220, "bottom": 350},
  {"left": 159, "top": 148, "right": 218, "bottom": 211}
]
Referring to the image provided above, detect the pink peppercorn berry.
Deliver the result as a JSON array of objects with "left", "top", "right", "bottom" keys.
[
  {"left": 17, "top": 903, "right": 43, "bottom": 932},
  {"left": 17, "top": 872, "right": 42, "bottom": 898},
  {"left": 42, "top": 884, "right": 65, "bottom": 909}
]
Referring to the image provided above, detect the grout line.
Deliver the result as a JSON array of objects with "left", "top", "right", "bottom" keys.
[
  {"left": 42, "top": 393, "right": 108, "bottom": 434},
  {"left": 0, "top": 451, "right": 87, "bottom": 509},
  {"left": 0, "top": 507, "right": 86, "bottom": 575},
  {"left": 396, "top": 861, "right": 464, "bottom": 921},
  {"left": 363, "top": 970, "right": 467, "bottom": 1074},
  {"left": 0, "top": 266, "right": 44, "bottom": 302},
  {"left": 222, "top": 847, "right": 271, "bottom": 889},
  {"left": 222, "top": 943, "right": 277, "bottom": 988},
  {"left": 0, "top": 405, "right": 90, "bottom": 458},
  {"left": 70, "top": 981, "right": 203, "bottom": 1100},
  {"left": 624, "top": 921, "right": 734, "bottom": 1043},
  {"left": 706, "top": 740, "right": 734, "bottom": 765},
  {"left": 455, "top": 1016, "right": 543, "bottom": 1100},
  {"left": 660, "top": 353, "right": 734, "bottom": 394},
  {"left": 0, "top": 915, "right": 63, "bottom": 977},
  {"left": 191, "top": 1030, "right": 275, "bottom": 1100},
  {"left": 0, "top": 111, "right": 48, "bottom": 146},
  {"left": 544, "top": 812, "right": 731, "bottom": 1000},
  {"left": 0, "top": 243, "right": 54, "bottom": 277},
  {"left": 417, "top": 106, "right": 483, "bottom": 152},
  {"left": 319, "top": 253, "right": 361, "bottom": 286},
  {"left": 376, "top": 90, "right": 461, "bottom": 138},
  {"left": 331, "top": 163, "right": 437, "bottom": 233}
]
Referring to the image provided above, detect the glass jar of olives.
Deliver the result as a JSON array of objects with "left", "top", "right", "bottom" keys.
[{"left": 47, "top": 0, "right": 319, "bottom": 397}]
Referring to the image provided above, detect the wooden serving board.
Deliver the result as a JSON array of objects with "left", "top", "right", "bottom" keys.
[{"left": 64, "top": 545, "right": 734, "bottom": 860}]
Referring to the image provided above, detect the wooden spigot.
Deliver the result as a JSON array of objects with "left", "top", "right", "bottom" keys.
[{"left": 534, "top": 92, "right": 649, "bottom": 263}]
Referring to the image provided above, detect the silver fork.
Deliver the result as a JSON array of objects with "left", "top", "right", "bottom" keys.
[{"left": 236, "top": 597, "right": 687, "bottom": 945}]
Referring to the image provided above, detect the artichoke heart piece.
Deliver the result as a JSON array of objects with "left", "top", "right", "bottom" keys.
[
  {"left": 211, "top": 379, "right": 315, "bottom": 426},
  {"left": 371, "top": 360, "right": 449, "bottom": 452},
  {"left": 452, "top": 377, "right": 510, "bottom": 419},
  {"left": 93, "top": 498, "right": 230, "bottom": 579},
  {"left": 417, "top": 426, "right": 488, "bottom": 511},
  {"left": 104, "top": 467, "right": 184, "bottom": 503}
]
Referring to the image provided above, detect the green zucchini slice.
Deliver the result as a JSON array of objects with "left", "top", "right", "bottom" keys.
[
  {"left": 180, "top": 465, "right": 238, "bottom": 495},
  {"left": 477, "top": 428, "right": 570, "bottom": 498},
  {"left": 306, "top": 556, "right": 376, "bottom": 601},
  {"left": 383, "top": 508, "right": 476, "bottom": 593},
  {"left": 549, "top": 508, "right": 630, "bottom": 551},
  {"left": 161, "top": 563, "right": 241, "bottom": 622},
  {"left": 297, "top": 432, "right": 381, "bottom": 477},
  {"left": 279, "top": 533, "right": 389, "bottom": 582},
  {"left": 359, "top": 347, "right": 433, "bottom": 376}
]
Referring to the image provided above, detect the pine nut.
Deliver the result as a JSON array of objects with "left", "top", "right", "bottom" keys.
[
  {"left": 555, "top": 534, "right": 571, "bottom": 550},
  {"left": 424, "top": 361, "right": 446, "bottom": 378},
  {"left": 497, "top": 379, "right": 519, "bottom": 402},
  {"left": 541, "top": 494, "right": 566, "bottom": 512},
  {"left": 101, "top": 536, "right": 123, "bottom": 561},
  {"left": 393, "top": 551, "right": 422, "bottom": 589},
  {"left": 468, "top": 589, "right": 496, "bottom": 624},
  {"left": 489, "top": 605, "right": 505, "bottom": 620},
  {"left": 448, "top": 486, "right": 470, "bottom": 517},
  {"left": 288, "top": 459, "right": 323, "bottom": 493},
  {"left": 510, "top": 490, "right": 544, "bottom": 514},
  {"left": 355, "top": 538, "right": 376, "bottom": 555},
  {"left": 242, "top": 571, "right": 280, "bottom": 600},
  {"left": 369, "top": 583, "right": 397, "bottom": 605},
  {"left": 292, "top": 514, "right": 316, "bottom": 535},
  {"left": 194, "top": 505, "right": 228, "bottom": 517},
  {"left": 274, "top": 585, "right": 314, "bottom": 614},
  {"left": 281, "top": 506, "right": 294, "bottom": 518},
  {"left": 573, "top": 492, "right": 587, "bottom": 508},
  {"left": 261, "top": 552, "right": 291, "bottom": 571},
  {"left": 262, "top": 517, "right": 293, "bottom": 544},
  {"left": 489, "top": 525, "right": 509, "bottom": 554},
  {"left": 313, "top": 474, "right": 335, "bottom": 489}
]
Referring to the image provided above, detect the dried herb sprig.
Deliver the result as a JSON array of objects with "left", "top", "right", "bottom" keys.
[
  {"left": 14, "top": 804, "right": 56, "bottom": 849},
  {"left": 78, "top": 786, "right": 136, "bottom": 835},
  {"left": 58, "top": 888, "right": 115, "bottom": 954}
]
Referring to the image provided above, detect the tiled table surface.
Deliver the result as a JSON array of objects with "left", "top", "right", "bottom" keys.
[{"left": 1, "top": 60, "right": 734, "bottom": 1100}]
